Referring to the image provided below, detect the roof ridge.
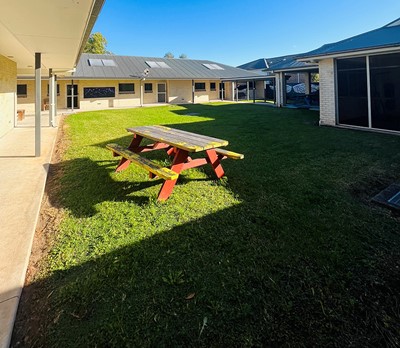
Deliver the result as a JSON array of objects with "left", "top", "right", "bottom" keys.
[{"left": 385, "top": 17, "right": 400, "bottom": 27}]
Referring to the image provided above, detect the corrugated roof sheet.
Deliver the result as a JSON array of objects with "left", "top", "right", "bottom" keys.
[
  {"left": 237, "top": 58, "right": 269, "bottom": 70},
  {"left": 301, "top": 18, "right": 400, "bottom": 58},
  {"left": 73, "top": 54, "right": 262, "bottom": 80},
  {"left": 238, "top": 54, "right": 317, "bottom": 72},
  {"left": 266, "top": 54, "right": 317, "bottom": 71}
]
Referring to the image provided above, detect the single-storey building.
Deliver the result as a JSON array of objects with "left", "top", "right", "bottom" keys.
[
  {"left": 17, "top": 54, "right": 263, "bottom": 112},
  {"left": 299, "top": 18, "right": 400, "bottom": 133}
]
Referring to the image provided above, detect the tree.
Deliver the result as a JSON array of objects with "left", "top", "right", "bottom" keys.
[
  {"left": 164, "top": 52, "right": 174, "bottom": 59},
  {"left": 179, "top": 54, "right": 187, "bottom": 59},
  {"left": 311, "top": 73, "right": 320, "bottom": 83},
  {"left": 84, "top": 32, "right": 108, "bottom": 54}
]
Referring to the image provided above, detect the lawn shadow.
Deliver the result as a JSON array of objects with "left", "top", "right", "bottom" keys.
[
  {"left": 12, "top": 201, "right": 400, "bottom": 347},
  {"left": 46, "top": 157, "right": 160, "bottom": 217}
]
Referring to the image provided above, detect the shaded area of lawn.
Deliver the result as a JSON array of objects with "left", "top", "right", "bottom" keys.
[{"left": 13, "top": 103, "right": 400, "bottom": 347}]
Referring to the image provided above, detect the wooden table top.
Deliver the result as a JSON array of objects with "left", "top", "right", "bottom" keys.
[{"left": 127, "top": 125, "right": 228, "bottom": 152}]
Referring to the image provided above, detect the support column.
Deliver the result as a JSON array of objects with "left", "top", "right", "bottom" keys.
[
  {"left": 54, "top": 75, "right": 58, "bottom": 125},
  {"left": 49, "top": 69, "right": 56, "bottom": 127},
  {"left": 275, "top": 72, "right": 285, "bottom": 107},
  {"left": 282, "top": 73, "right": 287, "bottom": 106},
  {"left": 192, "top": 80, "right": 195, "bottom": 103},
  {"left": 246, "top": 81, "right": 250, "bottom": 101},
  {"left": 71, "top": 79, "right": 74, "bottom": 111},
  {"left": 35, "top": 52, "right": 41, "bottom": 157},
  {"left": 140, "top": 80, "right": 143, "bottom": 107},
  {"left": 304, "top": 72, "right": 311, "bottom": 95},
  {"left": 253, "top": 80, "right": 256, "bottom": 103},
  {"left": 235, "top": 81, "right": 238, "bottom": 102}
]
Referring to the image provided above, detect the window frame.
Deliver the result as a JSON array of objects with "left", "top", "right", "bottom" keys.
[
  {"left": 194, "top": 82, "right": 206, "bottom": 92},
  {"left": 83, "top": 87, "right": 116, "bottom": 99},
  {"left": 144, "top": 83, "right": 153, "bottom": 93},
  {"left": 118, "top": 83, "right": 135, "bottom": 94},
  {"left": 17, "top": 84, "right": 27, "bottom": 98},
  {"left": 210, "top": 82, "right": 216, "bottom": 91}
]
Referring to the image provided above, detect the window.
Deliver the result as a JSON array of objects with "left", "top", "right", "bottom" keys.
[
  {"left": 47, "top": 84, "right": 60, "bottom": 96},
  {"left": 337, "top": 57, "right": 368, "bottom": 127},
  {"left": 17, "top": 84, "right": 27, "bottom": 97},
  {"left": 195, "top": 82, "right": 206, "bottom": 91},
  {"left": 145, "top": 61, "right": 170, "bottom": 68},
  {"left": 370, "top": 53, "right": 400, "bottom": 131},
  {"left": 119, "top": 83, "right": 135, "bottom": 94},
  {"left": 144, "top": 83, "right": 153, "bottom": 93},
  {"left": 83, "top": 87, "right": 115, "bottom": 99},
  {"left": 210, "top": 82, "right": 216, "bottom": 91}
]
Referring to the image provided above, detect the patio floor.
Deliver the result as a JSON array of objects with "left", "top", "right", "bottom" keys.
[{"left": 0, "top": 114, "right": 59, "bottom": 348}]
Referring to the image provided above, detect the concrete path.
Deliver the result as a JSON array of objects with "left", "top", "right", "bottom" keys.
[{"left": 0, "top": 115, "right": 59, "bottom": 348}]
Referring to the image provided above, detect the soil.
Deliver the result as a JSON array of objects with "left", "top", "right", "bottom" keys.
[{"left": 11, "top": 115, "right": 69, "bottom": 347}]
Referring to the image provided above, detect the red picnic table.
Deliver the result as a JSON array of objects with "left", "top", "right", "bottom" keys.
[{"left": 107, "top": 125, "right": 243, "bottom": 201}]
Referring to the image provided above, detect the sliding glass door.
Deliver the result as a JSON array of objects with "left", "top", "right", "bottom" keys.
[
  {"left": 336, "top": 53, "right": 400, "bottom": 132},
  {"left": 337, "top": 57, "right": 368, "bottom": 127},
  {"left": 370, "top": 53, "right": 400, "bottom": 131}
]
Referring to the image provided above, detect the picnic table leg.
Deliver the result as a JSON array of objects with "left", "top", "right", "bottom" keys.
[
  {"left": 206, "top": 149, "right": 225, "bottom": 179},
  {"left": 158, "top": 149, "right": 188, "bottom": 201},
  {"left": 115, "top": 135, "right": 143, "bottom": 172}
]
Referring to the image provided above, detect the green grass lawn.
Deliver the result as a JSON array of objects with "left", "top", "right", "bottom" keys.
[{"left": 21, "top": 103, "right": 400, "bottom": 346}]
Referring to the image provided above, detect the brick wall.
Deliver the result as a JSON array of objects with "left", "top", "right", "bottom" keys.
[
  {"left": 318, "top": 58, "right": 336, "bottom": 126},
  {"left": 0, "top": 55, "right": 17, "bottom": 138}
]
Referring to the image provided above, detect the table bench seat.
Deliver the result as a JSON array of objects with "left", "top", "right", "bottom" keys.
[
  {"left": 215, "top": 148, "right": 244, "bottom": 160},
  {"left": 106, "top": 143, "right": 179, "bottom": 180}
]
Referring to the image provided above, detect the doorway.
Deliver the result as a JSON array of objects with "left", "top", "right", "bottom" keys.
[
  {"left": 157, "top": 83, "right": 166, "bottom": 103},
  {"left": 67, "top": 84, "right": 79, "bottom": 109}
]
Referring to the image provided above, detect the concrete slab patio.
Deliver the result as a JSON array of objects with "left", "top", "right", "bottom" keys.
[{"left": 0, "top": 115, "right": 59, "bottom": 348}]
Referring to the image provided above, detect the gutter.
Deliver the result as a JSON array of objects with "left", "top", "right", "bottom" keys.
[{"left": 75, "top": 0, "right": 106, "bottom": 66}]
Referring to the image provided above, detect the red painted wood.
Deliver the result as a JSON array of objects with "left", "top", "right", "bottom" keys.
[
  {"left": 127, "top": 134, "right": 143, "bottom": 151},
  {"left": 134, "top": 143, "right": 170, "bottom": 153},
  {"left": 182, "top": 158, "right": 208, "bottom": 170},
  {"left": 158, "top": 149, "right": 188, "bottom": 201},
  {"left": 206, "top": 149, "right": 225, "bottom": 179},
  {"left": 115, "top": 157, "right": 131, "bottom": 172},
  {"left": 166, "top": 147, "right": 176, "bottom": 156},
  {"left": 116, "top": 135, "right": 143, "bottom": 172}
]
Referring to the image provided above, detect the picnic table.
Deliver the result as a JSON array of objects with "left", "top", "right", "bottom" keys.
[{"left": 107, "top": 125, "right": 243, "bottom": 201}]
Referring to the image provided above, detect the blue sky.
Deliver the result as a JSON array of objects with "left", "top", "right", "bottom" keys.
[{"left": 92, "top": 0, "right": 400, "bottom": 66}]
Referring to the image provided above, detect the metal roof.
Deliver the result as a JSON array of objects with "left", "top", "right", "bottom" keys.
[
  {"left": 301, "top": 18, "right": 400, "bottom": 59},
  {"left": 73, "top": 54, "right": 263, "bottom": 80},
  {"left": 237, "top": 58, "right": 269, "bottom": 70},
  {"left": 265, "top": 54, "right": 317, "bottom": 72},
  {"left": 238, "top": 54, "right": 317, "bottom": 73}
]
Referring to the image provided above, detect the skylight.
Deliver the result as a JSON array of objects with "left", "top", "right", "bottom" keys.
[
  {"left": 203, "top": 63, "right": 224, "bottom": 70},
  {"left": 88, "top": 58, "right": 117, "bottom": 67},
  {"left": 145, "top": 61, "right": 171, "bottom": 68},
  {"left": 102, "top": 59, "right": 116, "bottom": 67},
  {"left": 88, "top": 58, "right": 103, "bottom": 66}
]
